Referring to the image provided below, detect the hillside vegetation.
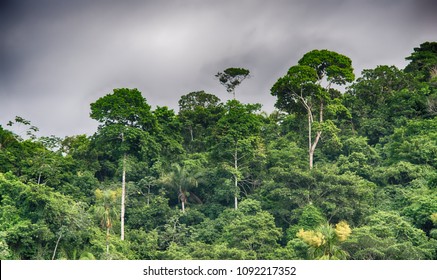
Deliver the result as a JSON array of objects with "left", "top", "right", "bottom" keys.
[{"left": 1, "top": 42, "right": 437, "bottom": 260}]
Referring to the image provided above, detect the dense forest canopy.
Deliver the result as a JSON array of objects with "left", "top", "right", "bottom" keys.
[{"left": 1, "top": 42, "right": 437, "bottom": 260}]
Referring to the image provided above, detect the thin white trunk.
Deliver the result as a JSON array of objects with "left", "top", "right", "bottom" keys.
[
  {"left": 147, "top": 186, "right": 150, "bottom": 206},
  {"left": 234, "top": 141, "right": 238, "bottom": 210},
  {"left": 179, "top": 184, "right": 186, "bottom": 213},
  {"left": 189, "top": 126, "right": 194, "bottom": 141},
  {"left": 308, "top": 102, "right": 323, "bottom": 169},
  {"left": 121, "top": 153, "right": 126, "bottom": 241},
  {"left": 37, "top": 172, "right": 42, "bottom": 185},
  {"left": 52, "top": 232, "right": 62, "bottom": 260},
  {"left": 106, "top": 226, "right": 110, "bottom": 255},
  {"left": 234, "top": 189, "right": 238, "bottom": 210},
  {"left": 308, "top": 110, "right": 313, "bottom": 169}
]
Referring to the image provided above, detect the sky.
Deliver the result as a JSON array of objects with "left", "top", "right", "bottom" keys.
[{"left": 1, "top": 0, "right": 436, "bottom": 138}]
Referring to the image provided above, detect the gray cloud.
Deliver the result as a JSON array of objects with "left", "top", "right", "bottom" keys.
[{"left": 1, "top": 0, "right": 436, "bottom": 137}]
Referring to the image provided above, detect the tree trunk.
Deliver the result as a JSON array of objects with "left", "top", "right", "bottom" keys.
[
  {"left": 121, "top": 153, "right": 126, "bottom": 241},
  {"left": 234, "top": 187, "right": 238, "bottom": 210},
  {"left": 147, "top": 185, "right": 150, "bottom": 206},
  {"left": 308, "top": 110, "right": 313, "bottom": 169},
  {"left": 308, "top": 102, "right": 323, "bottom": 169},
  {"left": 52, "top": 232, "right": 62, "bottom": 260},
  {"left": 309, "top": 131, "right": 321, "bottom": 169},
  {"left": 234, "top": 141, "right": 238, "bottom": 210},
  {"left": 106, "top": 226, "right": 110, "bottom": 255},
  {"left": 189, "top": 125, "right": 194, "bottom": 142},
  {"left": 37, "top": 171, "right": 42, "bottom": 185},
  {"left": 181, "top": 186, "right": 186, "bottom": 213},
  {"left": 309, "top": 149, "right": 314, "bottom": 169}
]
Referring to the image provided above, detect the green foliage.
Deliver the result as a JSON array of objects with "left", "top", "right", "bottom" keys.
[
  {"left": 178, "top": 91, "right": 224, "bottom": 152},
  {"left": 90, "top": 88, "right": 155, "bottom": 129},
  {"left": 405, "top": 41, "right": 437, "bottom": 81},
  {"left": 342, "top": 211, "right": 435, "bottom": 259},
  {"left": 2, "top": 42, "right": 437, "bottom": 260},
  {"left": 295, "top": 221, "right": 351, "bottom": 260},
  {"left": 345, "top": 65, "right": 429, "bottom": 144},
  {"left": 270, "top": 65, "right": 319, "bottom": 114},
  {"left": 220, "top": 199, "right": 282, "bottom": 259},
  {"left": 0, "top": 173, "right": 91, "bottom": 259},
  {"left": 271, "top": 49, "right": 354, "bottom": 168},
  {"left": 383, "top": 117, "right": 437, "bottom": 167}
]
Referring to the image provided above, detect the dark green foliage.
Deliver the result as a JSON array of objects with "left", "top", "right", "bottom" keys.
[
  {"left": 342, "top": 211, "right": 435, "bottom": 260},
  {"left": 215, "top": 67, "right": 250, "bottom": 98},
  {"left": 405, "top": 42, "right": 437, "bottom": 81},
  {"left": 178, "top": 91, "right": 225, "bottom": 152}
]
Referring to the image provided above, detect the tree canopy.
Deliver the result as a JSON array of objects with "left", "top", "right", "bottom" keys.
[{"left": 1, "top": 42, "right": 437, "bottom": 260}]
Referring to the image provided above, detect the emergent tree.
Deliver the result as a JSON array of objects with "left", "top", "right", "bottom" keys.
[
  {"left": 271, "top": 49, "right": 354, "bottom": 169},
  {"left": 216, "top": 68, "right": 250, "bottom": 99},
  {"left": 90, "top": 88, "right": 156, "bottom": 240}
]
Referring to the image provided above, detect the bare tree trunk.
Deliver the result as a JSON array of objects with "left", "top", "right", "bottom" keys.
[
  {"left": 106, "top": 226, "right": 110, "bottom": 255},
  {"left": 180, "top": 186, "right": 186, "bottom": 213},
  {"left": 308, "top": 102, "right": 323, "bottom": 169},
  {"left": 121, "top": 153, "right": 126, "bottom": 241},
  {"left": 52, "top": 232, "right": 62, "bottom": 260},
  {"left": 147, "top": 185, "right": 150, "bottom": 206},
  {"left": 308, "top": 111, "right": 313, "bottom": 169},
  {"left": 234, "top": 193, "right": 238, "bottom": 210},
  {"left": 189, "top": 125, "right": 194, "bottom": 141},
  {"left": 234, "top": 141, "right": 238, "bottom": 210},
  {"left": 37, "top": 171, "right": 42, "bottom": 185},
  {"left": 309, "top": 131, "right": 322, "bottom": 169}
]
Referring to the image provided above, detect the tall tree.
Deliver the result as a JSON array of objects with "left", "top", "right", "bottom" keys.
[
  {"left": 90, "top": 88, "right": 156, "bottom": 240},
  {"left": 215, "top": 68, "right": 250, "bottom": 99},
  {"left": 211, "top": 100, "right": 263, "bottom": 209},
  {"left": 271, "top": 49, "right": 354, "bottom": 169}
]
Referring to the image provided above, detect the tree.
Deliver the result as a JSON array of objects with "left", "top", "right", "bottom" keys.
[
  {"left": 342, "top": 211, "right": 435, "bottom": 259},
  {"left": 0, "top": 173, "right": 90, "bottom": 259},
  {"left": 94, "top": 188, "right": 120, "bottom": 258},
  {"left": 6, "top": 116, "right": 39, "bottom": 141},
  {"left": 216, "top": 68, "right": 250, "bottom": 99},
  {"left": 405, "top": 41, "right": 437, "bottom": 81},
  {"left": 160, "top": 163, "right": 201, "bottom": 213},
  {"left": 271, "top": 49, "right": 354, "bottom": 168},
  {"left": 90, "top": 88, "right": 156, "bottom": 240},
  {"left": 383, "top": 117, "right": 437, "bottom": 168},
  {"left": 296, "top": 221, "right": 351, "bottom": 259},
  {"left": 178, "top": 91, "right": 224, "bottom": 150},
  {"left": 153, "top": 106, "right": 184, "bottom": 160},
  {"left": 220, "top": 199, "right": 282, "bottom": 259},
  {"left": 344, "top": 65, "right": 426, "bottom": 144},
  {"left": 211, "top": 100, "right": 263, "bottom": 209}
]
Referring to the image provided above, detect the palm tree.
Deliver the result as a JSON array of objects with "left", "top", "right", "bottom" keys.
[
  {"left": 94, "top": 188, "right": 120, "bottom": 258},
  {"left": 297, "top": 221, "right": 351, "bottom": 260},
  {"left": 161, "top": 163, "right": 201, "bottom": 213}
]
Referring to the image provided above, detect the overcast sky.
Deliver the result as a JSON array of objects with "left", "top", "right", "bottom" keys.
[{"left": 1, "top": 0, "right": 436, "bottom": 138}]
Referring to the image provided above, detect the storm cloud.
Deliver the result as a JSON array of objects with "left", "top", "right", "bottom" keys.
[{"left": 1, "top": 0, "right": 436, "bottom": 137}]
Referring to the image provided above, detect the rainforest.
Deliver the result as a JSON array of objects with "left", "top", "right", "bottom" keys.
[{"left": 1, "top": 42, "right": 436, "bottom": 260}]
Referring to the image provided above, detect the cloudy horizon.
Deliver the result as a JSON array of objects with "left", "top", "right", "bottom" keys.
[{"left": 1, "top": 0, "right": 436, "bottom": 138}]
